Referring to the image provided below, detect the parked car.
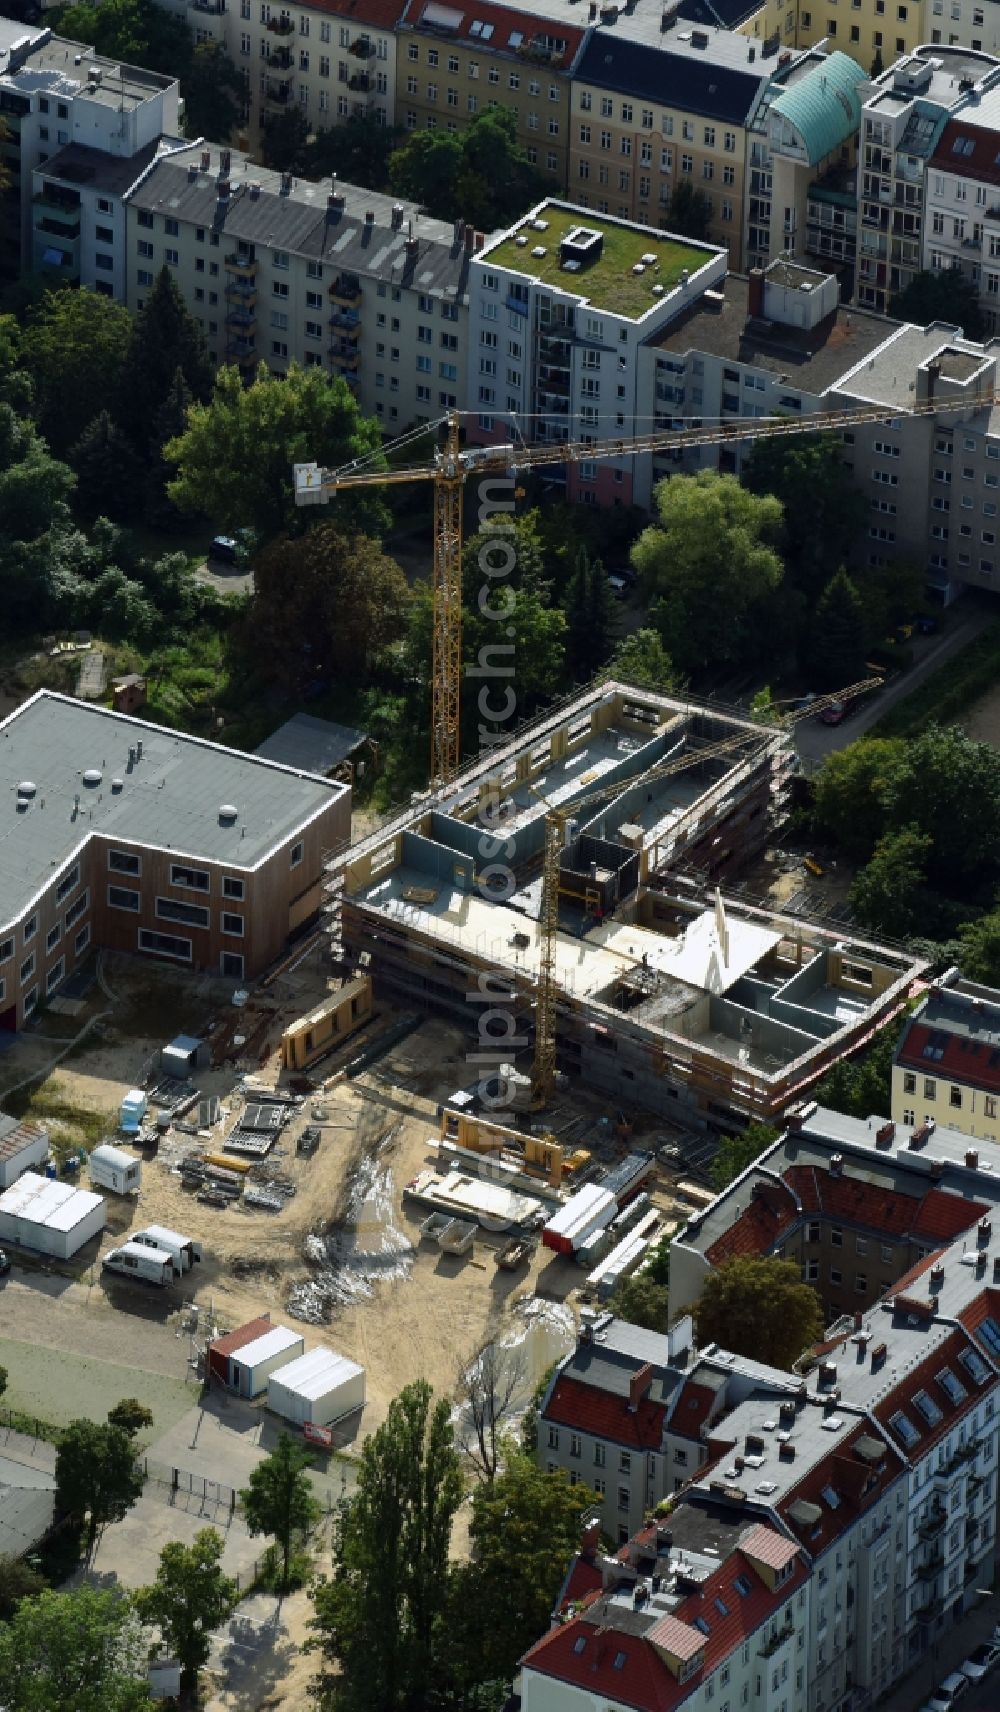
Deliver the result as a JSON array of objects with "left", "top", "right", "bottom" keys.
[
  {"left": 960, "top": 1643, "right": 1000, "bottom": 1681},
  {"left": 818, "top": 699, "right": 847, "bottom": 726},
  {"left": 208, "top": 534, "right": 240, "bottom": 565},
  {"left": 607, "top": 573, "right": 629, "bottom": 598},
  {"left": 927, "top": 1672, "right": 971, "bottom": 1709},
  {"left": 0, "top": 1249, "right": 10, "bottom": 1277}
]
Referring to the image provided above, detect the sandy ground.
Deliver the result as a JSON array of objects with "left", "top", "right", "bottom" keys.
[{"left": 963, "top": 683, "right": 1000, "bottom": 747}]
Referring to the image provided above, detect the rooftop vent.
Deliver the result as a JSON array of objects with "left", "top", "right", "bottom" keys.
[
  {"left": 250, "top": 181, "right": 261, "bottom": 199},
  {"left": 111, "top": 778, "right": 123, "bottom": 793},
  {"left": 16, "top": 781, "right": 36, "bottom": 799},
  {"left": 280, "top": 171, "right": 293, "bottom": 195},
  {"left": 391, "top": 202, "right": 404, "bottom": 230},
  {"left": 515, "top": 235, "right": 528, "bottom": 246},
  {"left": 532, "top": 244, "right": 546, "bottom": 257},
  {"left": 219, "top": 804, "right": 239, "bottom": 824},
  {"left": 200, "top": 149, "right": 211, "bottom": 171},
  {"left": 830, "top": 1152, "right": 844, "bottom": 1177},
  {"left": 82, "top": 768, "right": 102, "bottom": 787},
  {"left": 560, "top": 223, "right": 603, "bottom": 271},
  {"left": 691, "top": 27, "right": 709, "bottom": 44},
  {"left": 220, "top": 148, "right": 231, "bottom": 174},
  {"left": 967, "top": 1149, "right": 980, "bottom": 1170}
]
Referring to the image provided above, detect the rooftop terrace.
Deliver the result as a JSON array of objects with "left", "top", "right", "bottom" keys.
[{"left": 482, "top": 202, "right": 718, "bottom": 320}]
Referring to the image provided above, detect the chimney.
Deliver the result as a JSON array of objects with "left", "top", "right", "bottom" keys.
[
  {"left": 853, "top": 1310, "right": 863, "bottom": 1331},
  {"left": 365, "top": 208, "right": 375, "bottom": 225},
  {"left": 629, "top": 1363, "right": 654, "bottom": 1411},
  {"left": 747, "top": 267, "right": 765, "bottom": 318},
  {"left": 391, "top": 202, "right": 404, "bottom": 230},
  {"left": 926, "top": 358, "right": 941, "bottom": 401},
  {"left": 748, "top": 42, "right": 755, "bottom": 58},
  {"left": 930, "top": 1262, "right": 945, "bottom": 1292},
  {"left": 994, "top": 1256, "right": 1000, "bottom": 1283},
  {"left": 830, "top": 1153, "right": 843, "bottom": 1178},
  {"left": 979, "top": 1217, "right": 993, "bottom": 1247},
  {"left": 875, "top": 1121, "right": 895, "bottom": 1148},
  {"left": 474, "top": 231, "right": 486, "bottom": 251},
  {"left": 200, "top": 148, "right": 210, "bottom": 171},
  {"left": 580, "top": 1513, "right": 601, "bottom": 1554},
  {"left": 217, "top": 177, "right": 230, "bottom": 199},
  {"left": 779, "top": 1441, "right": 796, "bottom": 1461},
  {"left": 966, "top": 1149, "right": 979, "bottom": 1170},
  {"left": 220, "top": 147, "right": 231, "bottom": 175},
  {"left": 464, "top": 224, "right": 475, "bottom": 253}
]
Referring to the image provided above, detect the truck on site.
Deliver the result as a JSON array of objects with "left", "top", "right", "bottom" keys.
[
  {"left": 131, "top": 1225, "right": 202, "bottom": 1276},
  {"left": 102, "top": 1240, "right": 175, "bottom": 1287}
]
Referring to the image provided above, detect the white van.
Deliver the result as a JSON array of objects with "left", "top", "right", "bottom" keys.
[
  {"left": 103, "top": 1241, "right": 174, "bottom": 1288},
  {"left": 132, "top": 1225, "right": 203, "bottom": 1276}
]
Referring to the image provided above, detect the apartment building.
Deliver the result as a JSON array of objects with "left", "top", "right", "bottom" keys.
[
  {"left": 122, "top": 145, "right": 471, "bottom": 428},
  {"left": 923, "top": 103, "right": 1000, "bottom": 335},
  {"left": 396, "top": 0, "right": 584, "bottom": 187},
  {"left": 0, "top": 18, "right": 180, "bottom": 289},
  {"left": 0, "top": 691, "right": 349, "bottom": 1027},
  {"left": 857, "top": 45, "right": 1000, "bottom": 315},
  {"left": 466, "top": 199, "right": 728, "bottom": 504},
  {"left": 567, "top": 22, "right": 774, "bottom": 268},
  {"left": 892, "top": 971, "right": 1000, "bottom": 1142}
]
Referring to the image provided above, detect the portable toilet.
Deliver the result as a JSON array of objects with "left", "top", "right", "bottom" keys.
[{"left": 120, "top": 1089, "right": 147, "bottom": 1134}]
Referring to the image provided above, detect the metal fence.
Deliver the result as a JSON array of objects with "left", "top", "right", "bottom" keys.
[{"left": 142, "top": 1456, "right": 241, "bottom": 1522}]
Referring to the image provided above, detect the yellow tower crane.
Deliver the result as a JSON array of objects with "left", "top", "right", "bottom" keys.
[{"left": 295, "top": 387, "right": 993, "bottom": 784}]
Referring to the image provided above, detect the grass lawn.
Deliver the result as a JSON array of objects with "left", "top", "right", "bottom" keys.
[
  {"left": 0, "top": 1338, "right": 196, "bottom": 1437},
  {"left": 486, "top": 204, "right": 711, "bottom": 319}
]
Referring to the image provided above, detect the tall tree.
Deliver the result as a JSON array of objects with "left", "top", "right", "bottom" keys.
[
  {"left": 136, "top": 1528, "right": 238, "bottom": 1694},
  {"left": 241, "top": 1431, "right": 320, "bottom": 1592},
  {"left": 389, "top": 108, "right": 545, "bottom": 228},
  {"left": 0, "top": 1585, "right": 151, "bottom": 1712},
  {"left": 564, "top": 545, "right": 613, "bottom": 680},
  {"left": 107, "top": 1399, "right": 155, "bottom": 1439},
  {"left": 117, "top": 267, "right": 213, "bottom": 444},
  {"left": 250, "top": 527, "right": 409, "bottom": 683},
  {"left": 631, "top": 471, "right": 783, "bottom": 674},
  {"left": 68, "top": 411, "right": 143, "bottom": 523},
  {"left": 55, "top": 1419, "right": 144, "bottom": 1559},
  {"left": 849, "top": 824, "right": 932, "bottom": 939},
  {"left": 666, "top": 178, "right": 714, "bottom": 240},
  {"left": 304, "top": 117, "right": 401, "bottom": 192},
  {"left": 959, "top": 906, "right": 1000, "bottom": 985},
  {"left": 812, "top": 737, "right": 904, "bottom": 862},
  {"left": 166, "top": 362, "right": 388, "bottom": 540},
  {"left": 882, "top": 724, "right": 1000, "bottom": 888},
  {"left": 457, "top": 1338, "right": 525, "bottom": 1484},
  {"left": 816, "top": 1013, "right": 907, "bottom": 1119},
  {"left": 310, "top": 1379, "right": 463, "bottom": 1712},
  {"left": 21, "top": 289, "right": 132, "bottom": 455},
  {"left": 711, "top": 1123, "right": 780, "bottom": 1190},
  {"left": 608, "top": 628, "right": 680, "bottom": 692},
  {"left": 51, "top": 0, "right": 193, "bottom": 76},
  {"left": 809, "top": 568, "right": 867, "bottom": 687},
  {"left": 145, "top": 366, "right": 194, "bottom": 524},
  {"left": 695, "top": 1256, "right": 824, "bottom": 1369},
  {"left": 445, "top": 1454, "right": 596, "bottom": 1696},
  {"left": 742, "top": 434, "right": 866, "bottom": 599},
  {"left": 182, "top": 41, "right": 245, "bottom": 142},
  {"left": 0, "top": 1555, "right": 43, "bottom": 1622},
  {"left": 610, "top": 1270, "right": 670, "bottom": 1332},
  {"left": 261, "top": 107, "right": 310, "bottom": 174},
  {"left": 892, "top": 266, "right": 985, "bottom": 338}
]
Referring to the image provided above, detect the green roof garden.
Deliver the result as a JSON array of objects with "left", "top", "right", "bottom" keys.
[{"left": 483, "top": 204, "right": 717, "bottom": 321}]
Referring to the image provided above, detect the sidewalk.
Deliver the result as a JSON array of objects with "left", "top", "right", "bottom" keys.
[{"left": 876, "top": 1591, "right": 1000, "bottom": 1711}]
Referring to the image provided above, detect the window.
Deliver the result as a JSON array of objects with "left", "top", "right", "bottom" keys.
[
  {"left": 156, "top": 897, "right": 209, "bottom": 929},
  {"left": 222, "top": 912, "right": 244, "bottom": 937},
  {"left": 170, "top": 864, "right": 210, "bottom": 892},
  {"left": 618, "top": 1485, "right": 630, "bottom": 1512},
  {"left": 570, "top": 1433, "right": 581, "bottom": 1458},
  {"left": 620, "top": 1451, "right": 631, "bottom": 1472},
  {"left": 139, "top": 929, "right": 192, "bottom": 963},
  {"left": 0, "top": 939, "right": 13, "bottom": 966},
  {"left": 19, "top": 954, "right": 34, "bottom": 986},
  {"left": 831, "top": 1227, "right": 843, "bottom": 1247},
  {"left": 903, "top": 1071, "right": 916, "bottom": 1093},
  {"left": 108, "top": 886, "right": 140, "bottom": 912},
  {"left": 221, "top": 951, "right": 244, "bottom": 978},
  {"left": 950, "top": 1085, "right": 962, "bottom": 1107},
  {"left": 108, "top": 849, "right": 140, "bottom": 876},
  {"left": 46, "top": 957, "right": 64, "bottom": 995},
  {"left": 547, "top": 1425, "right": 559, "bottom": 1449},
  {"left": 594, "top": 1443, "right": 605, "bottom": 1466},
  {"left": 46, "top": 923, "right": 61, "bottom": 954},
  {"left": 75, "top": 924, "right": 91, "bottom": 957},
  {"left": 291, "top": 841, "right": 304, "bottom": 868},
  {"left": 223, "top": 876, "right": 245, "bottom": 901},
  {"left": 830, "top": 1267, "right": 842, "bottom": 1285}
]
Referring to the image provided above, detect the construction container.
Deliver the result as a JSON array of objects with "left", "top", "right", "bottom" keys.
[
  {"left": 227, "top": 1324, "right": 305, "bottom": 1398},
  {"left": 89, "top": 1145, "right": 142, "bottom": 1197},
  {"left": 542, "top": 1183, "right": 616, "bottom": 1255},
  {"left": 590, "top": 1209, "right": 661, "bottom": 1300},
  {"left": 102, "top": 1240, "right": 174, "bottom": 1287},
  {"left": 0, "top": 1118, "right": 48, "bottom": 1190},
  {"left": 267, "top": 1346, "right": 366, "bottom": 1428},
  {"left": 132, "top": 1225, "right": 202, "bottom": 1275},
  {"left": 0, "top": 1171, "right": 105, "bottom": 1259},
  {"left": 161, "top": 1035, "right": 210, "bottom": 1080},
  {"left": 208, "top": 1316, "right": 273, "bottom": 1388},
  {"left": 120, "top": 1089, "right": 147, "bottom": 1134}
]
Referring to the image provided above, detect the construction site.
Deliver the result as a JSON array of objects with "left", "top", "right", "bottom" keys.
[{"left": 339, "top": 680, "right": 926, "bottom": 1127}]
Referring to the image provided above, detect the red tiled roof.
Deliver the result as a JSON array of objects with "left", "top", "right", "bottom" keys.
[
  {"left": 780, "top": 1421, "right": 903, "bottom": 1554},
  {"left": 875, "top": 1327, "right": 997, "bottom": 1458},
  {"left": 646, "top": 1614, "right": 706, "bottom": 1661},
  {"left": 705, "top": 1160, "right": 985, "bottom": 1268},
  {"left": 403, "top": 0, "right": 584, "bottom": 60},
  {"left": 668, "top": 1379, "right": 718, "bottom": 1440},
  {"left": 897, "top": 1018, "right": 1000, "bottom": 1097},
  {"left": 209, "top": 1315, "right": 272, "bottom": 1358},
  {"left": 929, "top": 121, "right": 1000, "bottom": 191},
  {"left": 957, "top": 1285, "right": 1000, "bottom": 1342},
  {"left": 739, "top": 1524, "right": 800, "bottom": 1571},
  {"left": 295, "top": 0, "right": 407, "bottom": 23},
  {"left": 545, "top": 1375, "right": 667, "bottom": 1450},
  {"left": 523, "top": 1545, "right": 808, "bottom": 1712},
  {"left": 559, "top": 1552, "right": 604, "bottom": 1611},
  {"left": 891, "top": 1247, "right": 944, "bottom": 1296}
]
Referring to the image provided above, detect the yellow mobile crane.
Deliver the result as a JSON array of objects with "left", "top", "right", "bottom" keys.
[{"left": 294, "top": 388, "right": 989, "bottom": 785}]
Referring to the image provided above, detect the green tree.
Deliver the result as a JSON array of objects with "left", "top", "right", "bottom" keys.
[
  {"left": 261, "top": 106, "right": 310, "bottom": 173},
  {"left": 136, "top": 1527, "right": 238, "bottom": 1694},
  {"left": 711, "top": 1122, "right": 780, "bottom": 1190},
  {"left": 166, "top": 361, "right": 387, "bottom": 540},
  {"left": 304, "top": 117, "right": 401, "bottom": 192},
  {"left": 445, "top": 1454, "right": 596, "bottom": 1696},
  {"left": 389, "top": 108, "right": 546, "bottom": 228},
  {"left": 0, "top": 1585, "right": 151, "bottom": 1712},
  {"left": 631, "top": 472, "right": 783, "bottom": 674},
  {"left": 610, "top": 1269, "right": 670, "bottom": 1332},
  {"left": 55, "top": 1419, "right": 144, "bottom": 1559},
  {"left": 51, "top": 0, "right": 192, "bottom": 76},
  {"left": 809, "top": 568, "right": 868, "bottom": 687},
  {"left": 883, "top": 724, "right": 1000, "bottom": 888},
  {"left": 892, "top": 266, "right": 985, "bottom": 338},
  {"left": 742, "top": 434, "right": 865, "bottom": 600},
  {"left": 812, "top": 737, "right": 904, "bottom": 862},
  {"left": 564, "top": 546, "right": 614, "bottom": 681},
  {"left": 145, "top": 366, "right": 194, "bottom": 524},
  {"left": 0, "top": 1555, "right": 43, "bottom": 1621},
  {"left": 241, "top": 1431, "right": 320, "bottom": 1593},
  {"left": 849, "top": 824, "right": 932, "bottom": 939},
  {"left": 608, "top": 628, "right": 679, "bottom": 692},
  {"left": 666, "top": 178, "right": 714, "bottom": 240},
  {"left": 182, "top": 41, "right": 245, "bottom": 142},
  {"left": 118, "top": 267, "right": 213, "bottom": 445},
  {"left": 959, "top": 907, "right": 1000, "bottom": 985},
  {"left": 107, "top": 1399, "right": 155, "bottom": 1439},
  {"left": 68, "top": 411, "right": 144, "bottom": 522},
  {"left": 309, "top": 1379, "right": 462, "bottom": 1712},
  {"left": 21, "top": 289, "right": 132, "bottom": 455},
  {"left": 816, "top": 1013, "right": 904, "bottom": 1118},
  {"left": 643, "top": 1232, "right": 672, "bottom": 1289},
  {"left": 695, "top": 1256, "right": 824, "bottom": 1369},
  {"left": 88, "top": 567, "right": 159, "bottom": 644},
  {"left": 250, "top": 526, "right": 410, "bottom": 683}
]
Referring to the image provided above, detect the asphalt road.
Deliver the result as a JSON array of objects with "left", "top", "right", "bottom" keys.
[{"left": 795, "top": 601, "right": 995, "bottom": 769}]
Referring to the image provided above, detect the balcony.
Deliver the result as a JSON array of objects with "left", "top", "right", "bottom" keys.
[
  {"left": 226, "top": 336, "right": 256, "bottom": 360},
  {"left": 916, "top": 1552, "right": 943, "bottom": 1582},
  {"left": 917, "top": 1508, "right": 947, "bottom": 1541},
  {"left": 266, "top": 14, "right": 294, "bottom": 32},
  {"left": 225, "top": 305, "right": 256, "bottom": 328},
  {"left": 265, "top": 82, "right": 292, "bottom": 105},
  {"left": 758, "top": 1626, "right": 794, "bottom": 1659},
  {"left": 350, "top": 34, "right": 376, "bottom": 55},
  {"left": 266, "top": 46, "right": 293, "bottom": 69},
  {"left": 348, "top": 72, "right": 370, "bottom": 92},
  {"left": 224, "top": 281, "right": 257, "bottom": 305},
  {"left": 914, "top": 1594, "right": 945, "bottom": 1624},
  {"left": 328, "top": 311, "right": 361, "bottom": 334},
  {"left": 328, "top": 343, "right": 360, "bottom": 368},
  {"left": 328, "top": 275, "right": 361, "bottom": 307},
  {"left": 189, "top": 0, "right": 225, "bottom": 12},
  {"left": 225, "top": 251, "right": 258, "bottom": 277}
]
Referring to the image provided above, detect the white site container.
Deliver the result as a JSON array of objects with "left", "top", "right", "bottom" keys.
[
  {"left": 229, "top": 1325, "right": 305, "bottom": 1398},
  {"left": 102, "top": 1240, "right": 175, "bottom": 1287},
  {"left": 89, "top": 1145, "right": 142, "bottom": 1196},
  {"left": 0, "top": 1170, "right": 105, "bottom": 1260},
  {"left": 267, "top": 1347, "right": 366, "bottom": 1428},
  {"left": 132, "top": 1224, "right": 203, "bottom": 1275},
  {"left": 0, "top": 1120, "right": 48, "bottom": 1190}
]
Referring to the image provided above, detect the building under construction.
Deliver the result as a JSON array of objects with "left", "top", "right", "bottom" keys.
[{"left": 338, "top": 683, "right": 925, "bottom": 1127}]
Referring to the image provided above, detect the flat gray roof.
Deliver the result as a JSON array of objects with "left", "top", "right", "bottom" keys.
[
  {"left": 255, "top": 713, "right": 367, "bottom": 774},
  {"left": 0, "top": 692, "right": 346, "bottom": 929}
]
